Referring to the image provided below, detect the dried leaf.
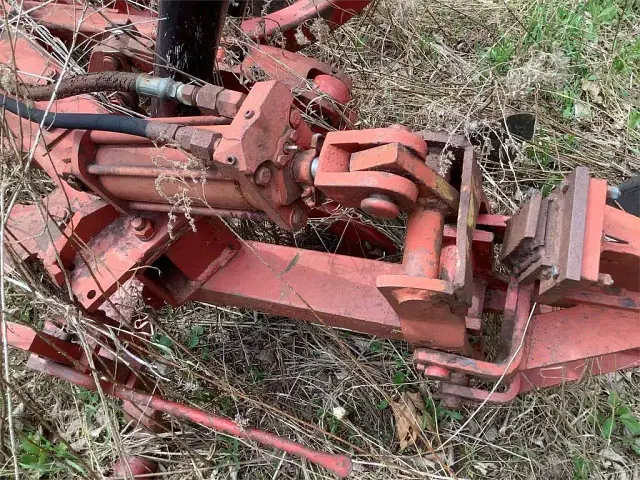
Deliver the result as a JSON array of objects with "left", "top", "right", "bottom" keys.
[
  {"left": 600, "top": 448, "right": 626, "bottom": 464},
  {"left": 391, "top": 392, "right": 424, "bottom": 450},
  {"left": 581, "top": 78, "right": 603, "bottom": 103},
  {"left": 407, "top": 391, "right": 425, "bottom": 413}
]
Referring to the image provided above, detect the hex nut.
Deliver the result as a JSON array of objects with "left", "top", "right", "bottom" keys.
[
  {"left": 254, "top": 166, "right": 272, "bottom": 186},
  {"left": 131, "top": 217, "right": 146, "bottom": 231},
  {"left": 132, "top": 218, "right": 156, "bottom": 241},
  {"left": 216, "top": 90, "right": 246, "bottom": 118},
  {"left": 195, "top": 84, "right": 224, "bottom": 114},
  {"left": 189, "top": 130, "right": 221, "bottom": 161},
  {"left": 178, "top": 84, "right": 198, "bottom": 106}
]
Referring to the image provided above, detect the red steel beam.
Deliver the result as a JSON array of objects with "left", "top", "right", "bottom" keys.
[{"left": 193, "top": 240, "right": 405, "bottom": 339}]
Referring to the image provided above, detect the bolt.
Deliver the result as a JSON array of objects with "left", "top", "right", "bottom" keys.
[
  {"left": 131, "top": 217, "right": 156, "bottom": 241},
  {"left": 598, "top": 273, "right": 614, "bottom": 286},
  {"left": 57, "top": 208, "right": 71, "bottom": 226},
  {"left": 289, "top": 109, "right": 302, "bottom": 128},
  {"left": 283, "top": 143, "right": 299, "bottom": 153},
  {"left": 131, "top": 217, "right": 147, "bottom": 231},
  {"left": 101, "top": 56, "right": 119, "bottom": 71},
  {"left": 544, "top": 264, "right": 559, "bottom": 280},
  {"left": 254, "top": 165, "right": 272, "bottom": 186},
  {"left": 244, "top": 109, "right": 254, "bottom": 119},
  {"left": 607, "top": 185, "right": 621, "bottom": 200},
  {"left": 360, "top": 194, "right": 400, "bottom": 219},
  {"left": 226, "top": 155, "right": 237, "bottom": 166}
]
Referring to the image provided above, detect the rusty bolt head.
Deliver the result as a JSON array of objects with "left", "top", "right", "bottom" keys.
[
  {"left": 244, "top": 109, "right": 254, "bottom": 119},
  {"left": 131, "top": 217, "right": 147, "bottom": 231},
  {"left": 189, "top": 130, "right": 221, "bottom": 161},
  {"left": 131, "top": 217, "right": 156, "bottom": 241},
  {"left": 254, "top": 165, "right": 272, "bottom": 186},
  {"left": 195, "top": 84, "right": 224, "bottom": 114},
  {"left": 216, "top": 89, "right": 246, "bottom": 118},
  {"left": 289, "top": 109, "right": 302, "bottom": 128},
  {"left": 101, "top": 56, "right": 120, "bottom": 71},
  {"left": 226, "top": 155, "right": 238, "bottom": 166}
]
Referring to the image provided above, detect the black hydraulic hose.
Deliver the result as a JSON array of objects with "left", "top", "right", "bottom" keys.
[
  {"left": 1, "top": 92, "right": 149, "bottom": 138},
  {"left": 18, "top": 72, "right": 139, "bottom": 101}
]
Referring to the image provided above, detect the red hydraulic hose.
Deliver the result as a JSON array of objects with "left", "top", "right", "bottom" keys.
[{"left": 40, "top": 361, "right": 353, "bottom": 478}]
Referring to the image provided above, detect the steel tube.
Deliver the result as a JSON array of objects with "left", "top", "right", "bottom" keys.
[
  {"left": 402, "top": 209, "right": 445, "bottom": 277},
  {"left": 153, "top": 0, "right": 229, "bottom": 116},
  {"left": 39, "top": 361, "right": 352, "bottom": 478},
  {"left": 129, "top": 202, "right": 267, "bottom": 221}
]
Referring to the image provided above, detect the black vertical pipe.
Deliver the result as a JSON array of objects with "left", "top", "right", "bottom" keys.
[{"left": 152, "top": 0, "right": 230, "bottom": 117}]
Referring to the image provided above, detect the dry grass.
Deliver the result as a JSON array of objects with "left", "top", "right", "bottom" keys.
[{"left": 0, "top": 0, "right": 639, "bottom": 479}]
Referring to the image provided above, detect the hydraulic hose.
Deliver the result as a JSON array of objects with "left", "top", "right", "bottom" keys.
[
  {"left": 14, "top": 72, "right": 196, "bottom": 107},
  {"left": 1, "top": 92, "right": 149, "bottom": 137},
  {"left": 1, "top": 93, "right": 218, "bottom": 161},
  {"left": 19, "top": 71, "right": 139, "bottom": 101}
]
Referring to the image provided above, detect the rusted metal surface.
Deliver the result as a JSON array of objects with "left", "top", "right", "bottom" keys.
[
  {"left": 225, "top": 45, "right": 353, "bottom": 128},
  {"left": 129, "top": 202, "right": 268, "bottom": 221},
  {"left": 451, "top": 144, "right": 486, "bottom": 305},
  {"left": 9, "top": 0, "right": 370, "bottom": 52},
  {"left": 195, "top": 240, "right": 405, "bottom": 338},
  {"left": 414, "top": 283, "right": 532, "bottom": 379},
  {"left": 501, "top": 169, "right": 607, "bottom": 302},
  {"left": 600, "top": 205, "right": 640, "bottom": 292},
  {"left": 35, "top": 360, "right": 353, "bottom": 478},
  {"left": 3, "top": 0, "right": 640, "bottom": 422},
  {"left": 212, "top": 81, "right": 313, "bottom": 230},
  {"left": 314, "top": 129, "right": 436, "bottom": 215}
]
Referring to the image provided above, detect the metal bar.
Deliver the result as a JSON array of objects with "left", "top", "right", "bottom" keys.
[
  {"left": 2, "top": 323, "right": 82, "bottom": 367},
  {"left": 129, "top": 202, "right": 267, "bottom": 221},
  {"left": 194, "top": 241, "right": 406, "bottom": 338},
  {"left": 87, "top": 165, "right": 224, "bottom": 180},
  {"left": 38, "top": 360, "right": 352, "bottom": 478},
  {"left": 414, "top": 283, "right": 532, "bottom": 379}
]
